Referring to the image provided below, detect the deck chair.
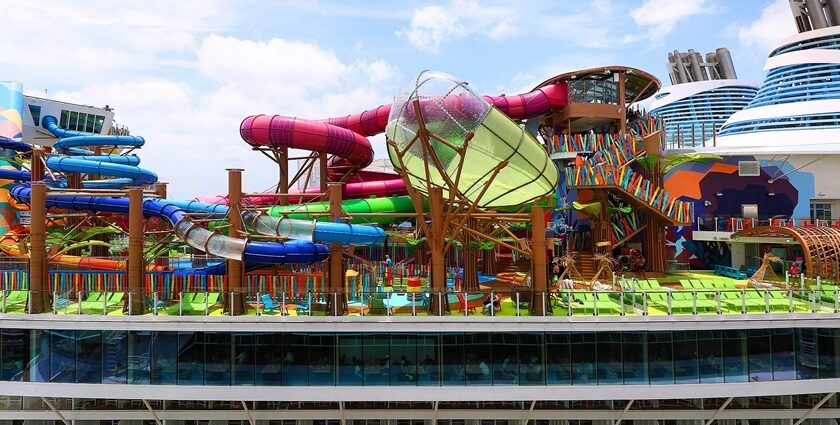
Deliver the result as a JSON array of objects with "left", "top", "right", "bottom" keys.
[
  {"left": 456, "top": 293, "right": 476, "bottom": 314},
  {"left": 260, "top": 294, "right": 283, "bottom": 315},
  {"left": 367, "top": 293, "right": 388, "bottom": 316},
  {"left": 3, "top": 290, "right": 28, "bottom": 310},
  {"left": 166, "top": 292, "right": 197, "bottom": 315}
]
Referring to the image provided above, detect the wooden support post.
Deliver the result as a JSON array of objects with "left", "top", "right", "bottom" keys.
[
  {"left": 320, "top": 152, "right": 329, "bottom": 202},
  {"left": 277, "top": 148, "right": 289, "bottom": 206},
  {"left": 462, "top": 219, "right": 479, "bottom": 292},
  {"left": 226, "top": 168, "right": 246, "bottom": 315},
  {"left": 530, "top": 204, "right": 548, "bottom": 315},
  {"left": 30, "top": 148, "right": 44, "bottom": 184},
  {"left": 618, "top": 72, "right": 627, "bottom": 134},
  {"left": 29, "top": 183, "right": 48, "bottom": 313},
  {"left": 127, "top": 188, "right": 146, "bottom": 315},
  {"left": 154, "top": 182, "right": 169, "bottom": 268},
  {"left": 481, "top": 246, "right": 497, "bottom": 276},
  {"left": 328, "top": 183, "right": 345, "bottom": 316},
  {"left": 428, "top": 187, "right": 448, "bottom": 315}
]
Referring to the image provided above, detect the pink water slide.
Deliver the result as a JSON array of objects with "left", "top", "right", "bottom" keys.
[{"left": 201, "top": 82, "right": 567, "bottom": 205}]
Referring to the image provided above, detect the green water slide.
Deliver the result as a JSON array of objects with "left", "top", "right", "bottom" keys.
[{"left": 267, "top": 196, "right": 424, "bottom": 226}]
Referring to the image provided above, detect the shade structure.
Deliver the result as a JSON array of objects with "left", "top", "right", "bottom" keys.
[{"left": 386, "top": 71, "right": 558, "bottom": 208}]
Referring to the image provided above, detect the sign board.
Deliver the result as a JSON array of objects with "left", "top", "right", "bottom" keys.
[
  {"left": 742, "top": 204, "right": 758, "bottom": 219},
  {"left": 17, "top": 211, "right": 30, "bottom": 225}
]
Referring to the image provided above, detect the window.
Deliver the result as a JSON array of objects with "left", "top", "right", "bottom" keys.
[
  {"left": 28, "top": 105, "right": 41, "bottom": 126},
  {"left": 58, "top": 110, "right": 106, "bottom": 133},
  {"left": 811, "top": 203, "right": 832, "bottom": 221},
  {"left": 738, "top": 161, "right": 760, "bottom": 176}
]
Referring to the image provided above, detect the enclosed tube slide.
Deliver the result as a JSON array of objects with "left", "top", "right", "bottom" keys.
[
  {"left": 9, "top": 185, "right": 329, "bottom": 264},
  {"left": 42, "top": 116, "right": 158, "bottom": 187},
  {"left": 232, "top": 82, "right": 568, "bottom": 205}
]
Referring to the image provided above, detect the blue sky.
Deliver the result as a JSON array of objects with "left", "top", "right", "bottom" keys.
[{"left": 0, "top": 0, "right": 795, "bottom": 199}]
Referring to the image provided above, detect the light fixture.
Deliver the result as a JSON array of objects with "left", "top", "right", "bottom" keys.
[
  {"left": 716, "top": 192, "right": 723, "bottom": 197},
  {"left": 768, "top": 192, "right": 775, "bottom": 196}
]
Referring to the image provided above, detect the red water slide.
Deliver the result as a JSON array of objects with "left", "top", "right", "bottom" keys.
[{"left": 201, "top": 82, "right": 567, "bottom": 205}]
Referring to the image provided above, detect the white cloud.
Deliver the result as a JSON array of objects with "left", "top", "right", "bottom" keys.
[
  {"left": 630, "top": 0, "right": 711, "bottom": 42},
  {"left": 396, "top": 0, "right": 518, "bottom": 52},
  {"left": 41, "top": 33, "right": 397, "bottom": 199},
  {"left": 737, "top": 0, "right": 798, "bottom": 54},
  {"left": 0, "top": 0, "right": 230, "bottom": 81},
  {"left": 0, "top": 2, "right": 399, "bottom": 199}
]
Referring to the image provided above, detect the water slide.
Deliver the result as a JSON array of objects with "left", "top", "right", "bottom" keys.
[
  {"left": 199, "top": 78, "right": 567, "bottom": 209},
  {"left": 0, "top": 116, "right": 386, "bottom": 270},
  {"left": 42, "top": 115, "right": 158, "bottom": 188}
]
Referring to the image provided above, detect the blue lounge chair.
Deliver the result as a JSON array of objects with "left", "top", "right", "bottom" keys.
[{"left": 261, "top": 294, "right": 284, "bottom": 315}]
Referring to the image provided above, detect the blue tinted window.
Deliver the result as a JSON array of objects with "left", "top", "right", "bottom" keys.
[{"left": 28, "top": 104, "right": 41, "bottom": 126}]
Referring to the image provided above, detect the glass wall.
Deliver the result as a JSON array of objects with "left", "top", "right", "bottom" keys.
[{"left": 0, "top": 329, "right": 838, "bottom": 387}]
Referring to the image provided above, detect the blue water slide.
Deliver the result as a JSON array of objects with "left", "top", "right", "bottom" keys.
[
  {"left": 0, "top": 168, "right": 385, "bottom": 247},
  {"left": 0, "top": 136, "right": 32, "bottom": 152},
  {"left": 41, "top": 115, "right": 157, "bottom": 187},
  {"left": 10, "top": 184, "right": 330, "bottom": 264}
]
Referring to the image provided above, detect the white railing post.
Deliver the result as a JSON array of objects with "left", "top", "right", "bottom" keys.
[
  {"left": 515, "top": 292, "right": 520, "bottom": 316},
  {"left": 153, "top": 292, "right": 159, "bottom": 316},
  {"left": 256, "top": 292, "right": 261, "bottom": 316},
  {"left": 179, "top": 291, "right": 183, "bottom": 316}
]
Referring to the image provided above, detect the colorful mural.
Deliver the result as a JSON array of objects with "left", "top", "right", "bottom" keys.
[
  {"left": 664, "top": 156, "right": 815, "bottom": 268},
  {"left": 0, "top": 82, "right": 23, "bottom": 235}
]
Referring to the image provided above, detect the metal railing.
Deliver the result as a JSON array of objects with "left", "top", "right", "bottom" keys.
[
  {"left": 695, "top": 216, "right": 838, "bottom": 233},
  {"left": 1, "top": 287, "right": 838, "bottom": 318}
]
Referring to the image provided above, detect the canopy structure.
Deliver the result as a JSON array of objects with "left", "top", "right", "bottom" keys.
[
  {"left": 732, "top": 226, "right": 840, "bottom": 280},
  {"left": 532, "top": 65, "right": 661, "bottom": 105}
]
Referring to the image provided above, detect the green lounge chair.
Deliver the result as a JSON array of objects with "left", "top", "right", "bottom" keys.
[
  {"left": 83, "top": 292, "right": 125, "bottom": 314},
  {"left": 3, "top": 290, "right": 28, "bottom": 310}
]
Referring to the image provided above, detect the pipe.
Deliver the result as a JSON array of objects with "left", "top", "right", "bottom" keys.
[
  {"left": 705, "top": 52, "right": 721, "bottom": 79},
  {"left": 687, "top": 49, "right": 705, "bottom": 81},
  {"left": 672, "top": 50, "right": 689, "bottom": 83},
  {"left": 806, "top": 0, "right": 829, "bottom": 28},
  {"left": 828, "top": 0, "right": 840, "bottom": 25},
  {"left": 715, "top": 48, "right": 738, "bottom": 79}
]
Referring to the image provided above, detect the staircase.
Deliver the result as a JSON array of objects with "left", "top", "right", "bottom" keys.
[
  {"left": 566, "top": 165, "right": 692, "bottom": 225},
  {"left": 577, "top": 252, "right": 595, "bottom": 280}
]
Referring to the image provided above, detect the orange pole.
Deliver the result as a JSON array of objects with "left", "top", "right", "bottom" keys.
[
  {"left": 29, "top": 183, "right": 48, "bottom": 312},
  {"left": 328, "top": 183, "right": 345, "bottom": 316},
  {"left": 320, "top": 152, "right": 329, "bottom": 202},
  {"left": 618, "top": 72, "right": 627, "bottom": 134},
  {"left": 277, "top": 149, "right": 289, "bottom": 206},
  {"left": 128, "top": 188, "right": 146, "bottom": 314},
  {"left": 226, "top": 168, "right": 245, "bottom": 315},
  {"left": 428, "top": 187, "right": 447, "bottom": 315},
  {"left": 530, "top": 204, "right": 548, "bottom": 315}
]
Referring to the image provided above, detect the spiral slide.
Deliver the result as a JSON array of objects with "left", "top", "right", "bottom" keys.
[{"left": 222, "top": 82, "right": 568, "bottom": 215}]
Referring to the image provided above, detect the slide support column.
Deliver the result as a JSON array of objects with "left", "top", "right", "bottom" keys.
[
  {"left": 530, "top": 204, "right": 548, "bottom": 315},
  {"left": 429, "top": 187, "right": 447, "bottom": 315},
  {"left": 226, "top": 168, "right": 246, "bottom": 315},
  {"left": 29, "top": 183, "right": 48, "bottom": 313},
  {"left": 128, "top": 188, "right": 147, "bottom": 314},
  {"left": 329, "top": 183, "right": 345, "bottom": 316}
]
